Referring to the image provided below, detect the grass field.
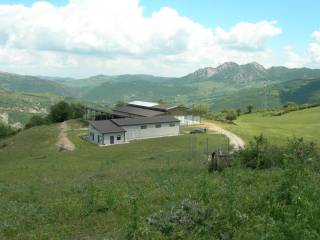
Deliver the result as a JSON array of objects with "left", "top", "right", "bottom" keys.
[
  {"left": 0, "top": 122, "right": 230, "bottom": 239},
  {"left": 214, "top": 107, "right": 320, "bottom": 146},
  {"left": 1, "top": 119, "right": 320, "bottom": 239}
]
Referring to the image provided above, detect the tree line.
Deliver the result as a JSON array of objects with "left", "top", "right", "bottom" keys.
[{"left": 25, "top": 101, "right": 85, "bottom": 129}]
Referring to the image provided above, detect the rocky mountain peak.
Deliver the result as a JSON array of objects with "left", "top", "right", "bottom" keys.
[
  {"left": 247, "top": 61, "right": 265, "bottom": 71},
  {"left": 216, "top": 62, "right": 239, "bottom": 71},
  {"left": 187, "top": 67, "right": 216, "bottom": 79}
]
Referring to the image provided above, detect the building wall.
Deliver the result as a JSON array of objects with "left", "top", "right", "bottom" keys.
[
  {"left": 88, "top": 125, "right": 103, "bottom": 144},
  {"left": 123, "top": 122, "right": 179, "bottom": 141},
  {"left": 88, "top": 125, "right": 125, "bottom": 145},
  {"left": 103, "top": 132, "right": 125, "bottom": 145},
  {"left": 175, "top": 115, "right": 201, "bottom": 126}
]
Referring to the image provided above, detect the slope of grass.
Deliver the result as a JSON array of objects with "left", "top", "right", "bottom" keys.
[
  {"left": 0, "top": 122, "right": 228, "bottom": 239},
  {"left": 0, "top": 120, "right": 320, "bottom": 239},
  {"left": 216, "top": 107, "right": 320, "bottom": 146}
]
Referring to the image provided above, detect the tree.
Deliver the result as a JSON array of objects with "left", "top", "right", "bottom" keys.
[
  {"left": 192, "top": 104, "right": 209, "bottom": 116},
  {"left": 247, "top": 105, "right": 253, "bottom": 114},
  {"left": 236, "top": 109, "right": 241, "bottom": 116},
  {"left": 48, "top": 101, "right": 72, "bottom": 123},
  {"left": 70, "top": 103, "right": 85, "bottom": 119},
  {"left": 225, "top": 111, "right": 237, "bottom": 122},
  {"left": 25, "top": 115, "right": 49, "bottom": 129}
]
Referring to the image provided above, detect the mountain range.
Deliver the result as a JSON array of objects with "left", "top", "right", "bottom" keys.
[{"left": 1, "top": 62, "right": 320, "bottom": 118}]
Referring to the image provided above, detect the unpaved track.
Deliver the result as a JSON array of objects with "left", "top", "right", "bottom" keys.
[
  {"left": 202, "top": 121, "right": 245, "bottom": 151},
  {"left": 56, "top": 122, "right": 75, "bottom": 151}
]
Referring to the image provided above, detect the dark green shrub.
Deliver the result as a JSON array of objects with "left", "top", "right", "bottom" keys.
[
  {"left": 70, "top": 103, "right": 85, "bottom": 119},
  {"left": 25, "top": 115, "right": 49, "bottom": 129},
  {"left": 237, "top": 134, "right": 283, "bottom": 169},
  {"left": 0, "top": 123, "right": 16, "bottom": 139},
  {"left": 48, "top": 101, "right": 85, "bottom": 123},
  {"left": 48, "top": 101, "right": 72, "bottom": 123},
  {"left": 225, "top": 110, "right": 237, "bottom": 121},
  {"left": 236, "top": 135, "right": 318, "bottom": 169}
]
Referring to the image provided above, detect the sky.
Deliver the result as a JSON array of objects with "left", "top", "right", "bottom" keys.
[{"left": 0, "top": 0, "right": 319, "bottom": 78}]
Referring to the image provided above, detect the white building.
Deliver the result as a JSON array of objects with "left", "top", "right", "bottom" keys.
[{"left": 88, "top": 116, "right": 180, "bottom": 145}]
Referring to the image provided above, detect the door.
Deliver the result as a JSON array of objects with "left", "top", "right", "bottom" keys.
[{"left": 110, "top": 135, "right": 114, "bottom": 144}]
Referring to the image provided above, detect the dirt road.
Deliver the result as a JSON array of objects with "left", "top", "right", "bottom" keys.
[
  {"left": 202, "top": 121, "right": 245, "bottom": 151},
  {"left": 56, "top": 122, "right": 75, "bottom": 151}
]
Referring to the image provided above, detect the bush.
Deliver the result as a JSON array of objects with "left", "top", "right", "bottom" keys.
[
  {"left": 25, "top": 115, "right": 49, "bottom": 129},
  {"left": 70, "top": 103, "right": 86, "bottom": 119},
  {"left": 146, "top": 199, "right": 214, "bottom": 237},
  {"left": 236, "top": 135, "right": 318, "bottom": 169},
  {"left": 0, "top": 123, "right": 16, "bottom": 139},
  {"left": 225, "top": 110, "right": 237, "bottom": 122},
  {"left": 48, "top": 101, "right": 72, "bottom": 123},
  {"left": 48, "top": 101, "right": 85, "bottom": 123}
]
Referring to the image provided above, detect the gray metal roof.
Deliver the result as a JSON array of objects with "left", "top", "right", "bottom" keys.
[
  {"left": 111, "top": 115, "right": 180, "bottom": 126},
  {"left": 113, "top": 105, "right": 164, "bottom": 117},
  {"left": 89, "top": 120, "right": 126, "bottom": 134}
]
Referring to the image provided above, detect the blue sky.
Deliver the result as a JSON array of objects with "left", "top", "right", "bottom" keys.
[{"left": 0, "top": 0, "right": 319, "bottom": 77}]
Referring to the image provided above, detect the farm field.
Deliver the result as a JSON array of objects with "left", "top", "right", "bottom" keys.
[{"left": 214, "top": 107, "right": 320, "bottom": 146}]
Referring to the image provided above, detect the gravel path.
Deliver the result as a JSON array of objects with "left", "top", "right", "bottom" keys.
[
  {"left": 202, "top": 120, "right": 245, "bottom": 151},
  {"left": 56, "top": 122, "right": 75, "bottom": 151}
]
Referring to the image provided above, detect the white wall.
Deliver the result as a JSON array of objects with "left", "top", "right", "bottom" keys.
[
  {"left": 103, "top": 132, "right": 125, "bottom": 145},
  {"left": 123, "top": 122, "right": 179, "bottom": 141},
  {"left": 175, "top": 115, "right": 200, "bottom": 126},
  {"left": 88, "top": 125, "right": 125, "bottom": 145},
  {"left": 88, "top": 125, "right": 103, "bottom": 145}
]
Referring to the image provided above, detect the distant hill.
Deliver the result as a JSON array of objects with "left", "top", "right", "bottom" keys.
[
  {"left": 0, "top": 87, "right": 63, "bottom": 125},
  {"left": 182, "top": 62, "right": 320, "bottom": 85},
  {"left": 211, "top": 78, "right": 320, "bottom": 110},
  {"left": 83, "top": 80, "right": 195, "bottom": 102},
  {"left": 1, "top": 62, "right": 320, "bottom": 113},
  {"left": 0, "top": 72, "right": 77, "bottom": 97}
]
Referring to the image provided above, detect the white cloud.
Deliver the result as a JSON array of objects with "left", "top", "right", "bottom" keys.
[
  {"left": 313, "top": 31, "right": 320, "bottom": 42},
  {"left": 284, "top": 30, "right": 320, "bottom": 68},
  {"left": 214, "top": 21, "right": 282, "bottom": 51},
  {"left": 0, "top": 0, "right": 282, "bottom": 77},
  {"left": 283, "top": 46, "right": 309, "bottom": 68}
]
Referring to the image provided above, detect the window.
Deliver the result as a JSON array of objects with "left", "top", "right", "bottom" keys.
[
  {"left": 141, "top": 125, "right": 147, "bottom": 129},
  {"left": 155, "top": 124, "right": 161, "bottom": 128},
  {"left": 169, "top": 123, "right": 175, "bottom": 127},
  {"left": 117, "top": 135, "right": 121, "bottom": 140}
]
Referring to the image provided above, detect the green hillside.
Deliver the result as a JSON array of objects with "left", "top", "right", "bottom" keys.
[
  {"left": 216, "top": 107, "right": 320, "bottom": 145},
  {"left": 1, "top": 63, "right": 320, "bottom": 121},
  {"left": 0, "top": 88, "right": 63, "bottom": 125},
  {"left": 0, "top": 122, "right": 227, "bottom": 239},
  {"left": 0, "top": 119, "right": 320, "bottom": 239},
  {"left": 0, "top": 72, "right": 76, "bottom": 97},
  {"left": 211, "top": 78, "right": 320, "bottom": 111},
  {"left": 83, "top": 80, "right": 196, "bottom": 102}
]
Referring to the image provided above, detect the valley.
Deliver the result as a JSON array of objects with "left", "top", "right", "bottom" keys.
[{"left": 1, "top": 62, "right": 320, "bottom": 127}]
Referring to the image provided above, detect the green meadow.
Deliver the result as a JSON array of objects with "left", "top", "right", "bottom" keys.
[
  {"left": 0, "top": 122, "right": 228, "bottom": 239},
  {"left": 0, "top": 115, "right": 320, "bottom": 239},
  {"left": 216, "top": 107, "right": 320, "bottom": 146}
]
